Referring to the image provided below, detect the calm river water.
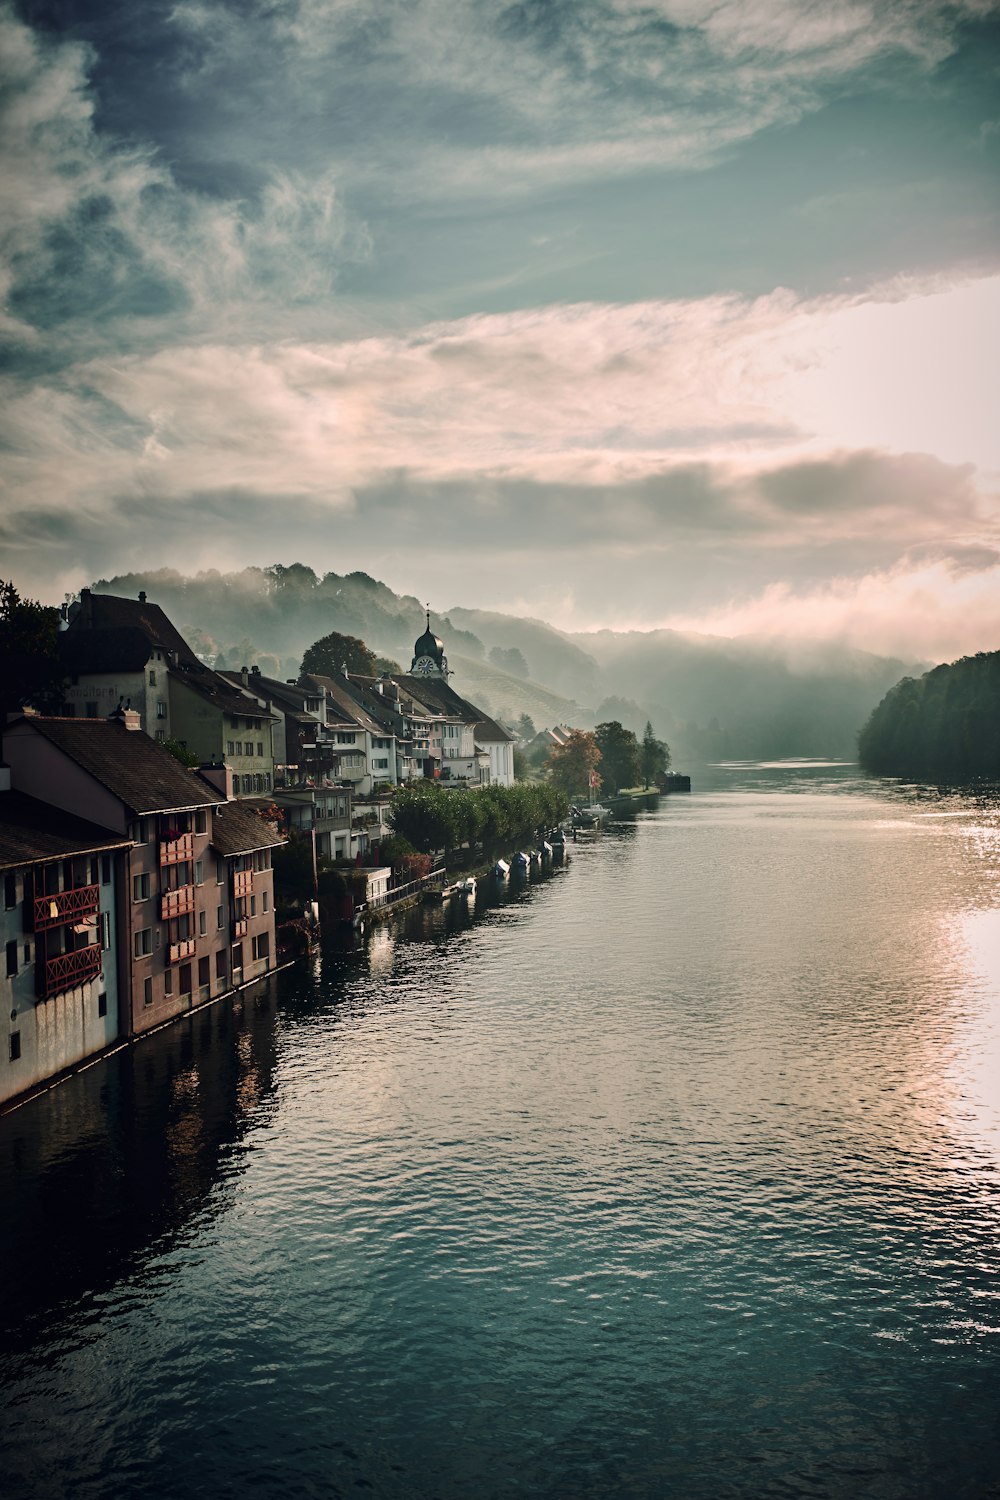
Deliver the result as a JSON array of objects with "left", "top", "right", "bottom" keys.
[{"left": 2, "top": 762, "right": 1000, "bottom": 1499}]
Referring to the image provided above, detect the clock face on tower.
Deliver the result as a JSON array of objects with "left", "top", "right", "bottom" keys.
[{"left": 414, "top": 656, "right": 437, "bottom": 675}]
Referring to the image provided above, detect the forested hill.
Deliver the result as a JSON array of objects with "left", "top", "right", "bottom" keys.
[{"left": 858, "top": 650, "right": 1000, "bottom": 780}]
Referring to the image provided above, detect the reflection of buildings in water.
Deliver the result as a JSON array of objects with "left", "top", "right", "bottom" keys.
[{"left": 0, "top": 979, "right": 281, "bottom": 1356}]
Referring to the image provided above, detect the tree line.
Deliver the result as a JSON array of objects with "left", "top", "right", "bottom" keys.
[
  {"left": 858, "top": 650, "right": 1000, "bottom": 781},
  {"left": 388, "top": 781, "right": 569, "bottom": 860}
]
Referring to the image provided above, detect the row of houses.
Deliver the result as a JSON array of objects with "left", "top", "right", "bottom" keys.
[
  {"left": 1, "top": 711, "right": 282, "bottom": 1109},
  {"left": 58, "top": 590, "right": 516, "bottom": 861}
]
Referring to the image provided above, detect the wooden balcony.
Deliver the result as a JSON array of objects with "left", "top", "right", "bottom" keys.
[
  {"left": 160, "top": 832, "right": 194, "bottom": 867},
  {"left": 233, "top": 869, "right": 253, "bottom": 899},
  {"left": 32, "top": 883, "right": 99, "bottom": 933},
  {"left": 39, "top": 943, "right": 102, "bottom": 999},
  {"left": 167, "top": 938, "right": 196, "bottom": 964},
  {"left": 160, "top": 886, "right": 195, "bottom": 921},
  {"left": 232, "top": 917, "right": 249, "bottom": 939}
]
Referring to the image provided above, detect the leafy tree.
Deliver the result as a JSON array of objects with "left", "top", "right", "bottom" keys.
[
  {"left": 512, "top": 747, "right": 530, "bottom": 781},
  {"left": 0, "top": 580, "right": 65, "bottom": 723},
  {"left": 301, "top": 630, "right": 378, "bottom": 678},
  {"left": 516, "top": 713, "right": 536, "bottom": 739},
  {"left": 489, "top": 645, "right": 529, "bottom": 679},
  {"left": 639, "top": 720, "right": 671, "bottom": 786},
  {"left": 595, "top": 721, "right": 641, "bottom": 793},
  {"left": 374, "top": 655, "right": 403, "bottom": 675},
  {"left": 546, "top": 730, "right": 601, "bottom": 799},
  {"left": 162, "top": 738, "right": 200, "bottom": 768},
  {"left": 858, "top": 651, "right": 1000, "bottom": 780}
]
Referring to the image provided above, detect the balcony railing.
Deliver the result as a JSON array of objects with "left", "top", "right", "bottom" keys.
[
  {"left": 233, "top": 869, "right": 253, "bottom": 899},
  {"left": 160, "top": 833, "right": 194, "bottom": 867},
  {"left": 161, "top": 886, "right": 195, "bottom": 921},
  {"left": 167, "top": 938, "right": 196, "bottom": 964},
  {"left": 232, "top": 917, "right": 249, "bottom": 939},
  {"left": 32, "top": 883, "right": 99, "bottom": 933},
  {"left": 39, "top": 943, "right": 102, "bottom": 999}
]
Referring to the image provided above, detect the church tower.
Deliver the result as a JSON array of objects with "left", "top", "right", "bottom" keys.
[{"left": 410, "top": 607, "right": 449, "bottom": 677}]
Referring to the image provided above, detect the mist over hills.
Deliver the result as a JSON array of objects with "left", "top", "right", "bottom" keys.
[{"left": 90, "top": 566, "right": 923, "bottom": 761}]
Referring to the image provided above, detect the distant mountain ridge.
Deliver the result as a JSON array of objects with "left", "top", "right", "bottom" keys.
[{"left": 91, "top": 565, "right": 925, "bottom": 759}]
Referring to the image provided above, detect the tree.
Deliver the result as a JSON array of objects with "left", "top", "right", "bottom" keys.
[
  {"left": 546, "top": 730, "right": 601, "bottom": 799},
  {"left": 595, "top": 721, "right": 640, "bottom": 793},
  {"left": 301, "top": 631, "right": 378, "bottom": 678},
  {"left": 0, "top": 580, "right": 65, "bottom": 723},
  {"left": 516, "top": 713, "right": 535, "bottom": 740},
  {"left": 639, "top": 720, "right": 670, "bottom": 787},
  {"left": 489, "top": 645, "right": 529, "bottom": 679},
  {"left": 374, "top": 655, "right": 403, "bottom": 675}
]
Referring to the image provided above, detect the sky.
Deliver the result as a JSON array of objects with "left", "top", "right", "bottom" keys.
[{"left": 1, "top": 0, "right": 998, "bottom": 661}]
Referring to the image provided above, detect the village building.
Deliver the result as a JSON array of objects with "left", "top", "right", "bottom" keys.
[
  {"left": 1, "top": 771, "right": 130, "bottom": 1107},
  {"left": 2, "top": 712, "right": 282, "bottom": 1049}
]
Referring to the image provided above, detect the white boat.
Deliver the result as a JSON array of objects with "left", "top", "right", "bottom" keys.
[
  {"left": 512, "top": 851, "right": 531, "bottom": 871},
  {"left": 493, "top": 859, "right": 510, "bottom": 878},
  {"left": 539, "top": 840, "right": 553, "bottom": 858},
  {"left": 455, "top": 876, "right": 477, "bottom": 896}
]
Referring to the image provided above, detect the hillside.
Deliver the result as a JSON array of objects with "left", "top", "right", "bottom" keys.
[
  {"left": 858, "top": 650, "right": 1000, "bottom": 780},
  {"left": 90, "top": 564, "right": 924, "bottom": 759}
]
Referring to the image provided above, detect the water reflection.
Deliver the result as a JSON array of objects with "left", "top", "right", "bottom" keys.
[{"left": 0, "top": 980, "right": 281, "bottom": 1358}]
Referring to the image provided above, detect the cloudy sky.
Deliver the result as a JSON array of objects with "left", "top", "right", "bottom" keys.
[{"left": 2, "top": 0, "right": 998, "bottom": 659}]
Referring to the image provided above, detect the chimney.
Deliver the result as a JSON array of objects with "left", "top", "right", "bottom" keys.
[
  {"left": 138, "top": 590, "right": 147, "bottom": 604},
  {"left": 199, "top": 761, "right": 235, "bottom": 799},
  {"left": 241, "top": 666, "right": 250, "bottom": 687},
  {"left": 251, "top": 665, "right": 261, "bottom": 677},
  {"left": 108, "top": 701, "right": 141, "bottom": 730}
]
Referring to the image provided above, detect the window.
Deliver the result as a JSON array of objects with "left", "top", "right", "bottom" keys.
[
  {"left": 133, "top": 928, "right": 153, "bottom": 958},
  {"left": 217, "top": 905, "right": 224, "bottom": 930},
  {"left": 373, "top": 757, "right": 389, "bottom": 770},
  {"left": 143, "top": 976, "right": 153, "bottom": 1007},
  {"left": 227, "top": 741, "right": 235, "bottom": 756},
  {"left": 199, "top": 911, "right": 207, "bottom": 936},
  {"left": 101, "top": 855, "right": 112, "bottom": 885},
  {"left": 195, "top": 811, "right": 207, "bottom": 834},
  {"left": 262, "top": 890, "right": 269, "bottom": 913},
  {"left": 257, "top": 741, "right": 264, "bottom": 757},
  {"left": 149, "top": 669, "right": 157, "bottom": 685},
  {"left": 101, "top": 912, "right": 111, "bottom": 951},
  {"left": 9, "top": 1032, "right": 20, "bottom": 1063},
  {"left": 156, "top": 730, "right": 165, "bottom": 742},
  {"left": 252, "top": 932, "right": 270, "bottom": 962},
  {"left": 250, "top": 894, "right": 257, "bottom": 917},
  {"left": 336, "top": 732, "right": 356, "bottom": 744},
  {"left": 98, "top": 993, "right": 107, "bottom": 1018},
  {"left": 132, "top": 872, "right": 150, "bottom": 902},
  {"left": 4, "top": 873, "right": 15, "bottom": 909},
  {"left": 195, "top": 860, "right": 204, "bottom": 885},
  {"left": 235, "top": 741, "right": 243, "bottom": 755},
  {"left": 242, "top": 775, "right": 254, "bottom": 794},
  {"left": 215, "top": 949, "right": 227, "bottom": 979},
  {"left": 156, "top": 701, "right": 167, "bottom": 719},
  {"left": 198, "top": 956, "right": 210, "bottom": 988},
  {"left": 85, "top": 701, "right": 98, "bottom": 718},
  {"left": 5, "top": 940, "right": 17, "bottom": 977},
  {"left": 179, "top": 963, "right": 192, "bottom": 997},
  {"left": 133, "top": 818, "right": 149, "bottom": 845},
  {"left": 216, "top": 856, "right": 225, "bottom": 884},
  {"left": 164, "top": 969, "right": 173, "bottom": 996},
  {"left": 232, "top": 944, "right": 243, "bottom": 972}
]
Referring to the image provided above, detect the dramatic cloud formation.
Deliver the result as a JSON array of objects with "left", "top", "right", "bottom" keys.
[{"left": 1, "top": 0, "right": 998, "bottom": 658}]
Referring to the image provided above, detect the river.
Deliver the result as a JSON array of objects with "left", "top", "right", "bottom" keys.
[{"left": 2, "top": 762, "right": 999, "bottom": 1499}]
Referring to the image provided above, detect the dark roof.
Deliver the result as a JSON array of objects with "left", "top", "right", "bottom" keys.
[
  {"left": 72, "top": 592, "right": 203, "bottom": 668},
  {"left": 171, "top": 665, "right": 276, "bottom": 721},
  {"left": 220, "top": 671, "right": 317, "bottom": 716},
  {"left": 300, "top": 675, "right": 388, "bottom": 736},
  {"left": 14, "top": 718, "right": 224, "bottom": 816},
  {"left": 0, "top": 790, "right": 130, "bottom": 871},
  {"left": 59, "top": 626, "right": 155, "bottom": 675},
  {"left": 211, "top": 801, "right": 285, "bottom": 856},
  {"left": 395, "top": 676, "right": 516, "bottom": 742}
]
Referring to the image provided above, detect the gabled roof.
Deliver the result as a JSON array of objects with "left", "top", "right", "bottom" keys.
[
  {"left": 10, "top": 718, "right": 224, "bottom": 816},
  {"left": 219, "top": 671, "right": 318, "bottom": 717},
  {"left": 72, "top": 591, "right": 202, "bottom": 669},
  {"left": 300, "top": 675, "right": 388, "bottom": 737},
  {"left": 395, "top": 676, "right": 516, "bottom": 743},
  {"left": 59, "top": 626, "right": 155, "bottom": 675},
  {"left": 171, "top": 664, "right": 276, "bottom": 721},
  {"left": 210, "top": 801, "right": 285, "bottom": 856},
  {"left": 0, "top": 790, "right": 130, "bottom": 871}
]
